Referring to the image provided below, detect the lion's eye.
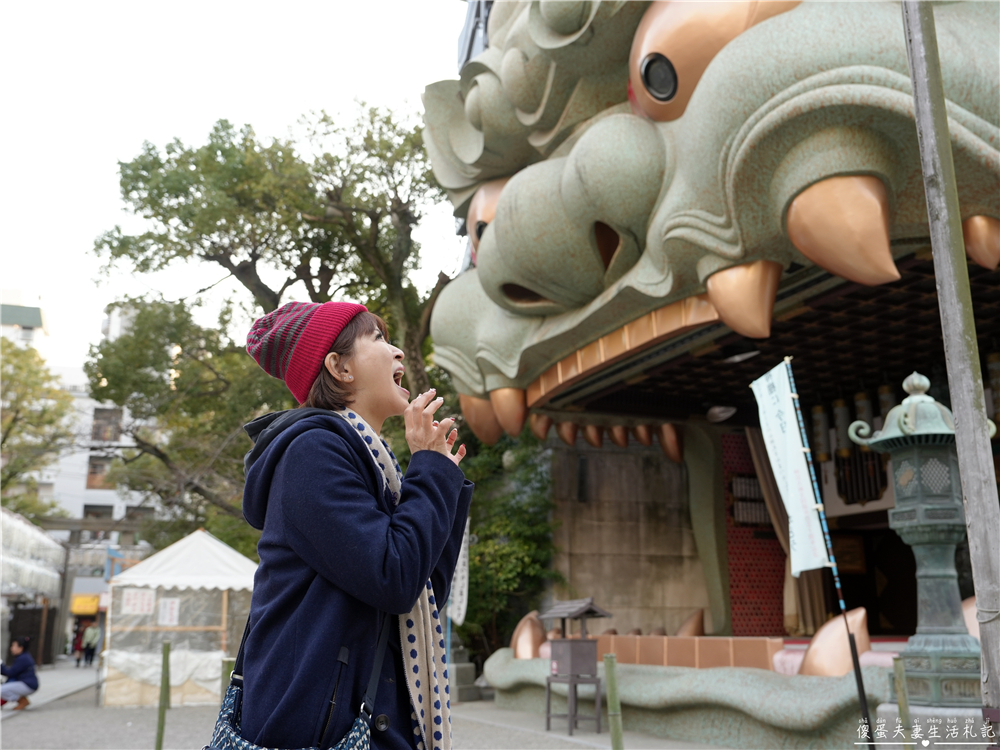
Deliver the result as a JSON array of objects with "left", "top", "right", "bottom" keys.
[
  {"left": 629, "top": 1, "right": 800, "bottom": 122},
  {"left": 466, "top": 178, "right": 510, "bottom": 256},
  {"left": 640, "top": 53, "right": 677, "bottom": 102}
]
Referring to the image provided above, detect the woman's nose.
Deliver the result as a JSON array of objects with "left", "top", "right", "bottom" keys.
[{"left": 393, "top": 347, "right": 404, "bottom": 360}]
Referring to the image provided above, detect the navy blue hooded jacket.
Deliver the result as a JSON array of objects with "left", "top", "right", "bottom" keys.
[
  {"left": 239, "top": 409, "right": 472, "bottom": 749},
  {"left": 2, "top": 652, "right": 38, "bottom": 691}
]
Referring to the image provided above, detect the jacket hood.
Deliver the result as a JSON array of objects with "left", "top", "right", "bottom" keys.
[{"left": 242, "top": 408, "right": 355, "bottom": 530}]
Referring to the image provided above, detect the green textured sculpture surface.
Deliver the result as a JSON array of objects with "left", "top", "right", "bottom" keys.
[
  {"left": 424, "top": 1, "right": 649, "bottom": 211},
  {"left": 484, "top": 648, "right": 892, "bottom": 748},
  {"left": 424, "top": 1, "right": 1000, "bottom": 398}
]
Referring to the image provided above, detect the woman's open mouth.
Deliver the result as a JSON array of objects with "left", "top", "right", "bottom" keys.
[{"left": 393, "top": 369, "right": 409, "bottom": 396}]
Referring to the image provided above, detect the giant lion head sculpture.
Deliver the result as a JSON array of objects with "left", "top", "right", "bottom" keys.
[{"left": 423, "top": 1, "right": 1000, "bottom": 444}]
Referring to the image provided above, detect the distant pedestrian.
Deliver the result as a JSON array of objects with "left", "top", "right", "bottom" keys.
[
  {"left": 81, "top": 621, "right": 101, "bottom": 667},
  {"left": 1, "top": 637, "right": 39, "bottom": 710},
  {"left": 72, "top": 624, "right": 84, "bottom": 667}
]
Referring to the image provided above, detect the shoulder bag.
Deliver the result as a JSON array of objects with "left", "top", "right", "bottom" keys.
[{"left": 204, "top": 613, "right": 391, "bottom": 750}]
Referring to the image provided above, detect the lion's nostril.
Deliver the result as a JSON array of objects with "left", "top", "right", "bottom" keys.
[
  {"left": 594, "top": 222, "right": 621, "bottom": 270},
  {"left": 502, "top": 284, "right": 548, "bottom": 304},
  {"left": 475, "top": 221, "right": 488, "bottom": 240}
]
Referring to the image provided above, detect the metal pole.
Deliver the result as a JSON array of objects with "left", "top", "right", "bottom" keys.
[
  {"left": 901, "top": 0, "right": 1000, "bottom": 710},
  {"left": 155, "top": 641, "right": 170, "bottom": 750},
  {"left": 786, "top": 359, "right": 874, "bottom": 747},
  {"left": 603, "top": 654, "right": 624, "bottom": 750}
]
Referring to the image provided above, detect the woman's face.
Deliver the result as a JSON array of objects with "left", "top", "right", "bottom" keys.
[
  {"left": 340, "top": 327, "right": 408, "bottom": 423},
  {"left": 10, "top": 641, "right": 23, "bottom": 656}
]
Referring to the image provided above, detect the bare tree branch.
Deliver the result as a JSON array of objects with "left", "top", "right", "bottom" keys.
[{"left": 129, "top": 432, "right": 243, "bottom": 518}]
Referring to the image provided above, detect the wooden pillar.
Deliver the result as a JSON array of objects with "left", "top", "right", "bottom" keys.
[
  {"left": 37, "top": 598, "right": 49, "bottom": 665},
  {"left": 902, "top": 0, "right": 1000, "bottom": 709},
  {"left": 220, "top": 589, "right": 229, "bottom": 655}
]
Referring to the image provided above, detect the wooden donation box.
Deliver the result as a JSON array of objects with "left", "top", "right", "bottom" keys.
[
  {"left": 538, "top": 597, "right": 612, "bottom": 735},
  {"left": 539, "top": 597, "right": 612, "bottom": 678},
  {"left": 550, "top": 639, "right": 597, "bottom": 677}
]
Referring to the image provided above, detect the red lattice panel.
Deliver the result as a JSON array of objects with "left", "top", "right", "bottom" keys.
[{"left": 722, "top": 433, "right": 786, "bottom": 636}]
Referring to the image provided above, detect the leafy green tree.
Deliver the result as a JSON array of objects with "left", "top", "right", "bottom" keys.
[
  {"left": 1, "top": 339, "right": 75, "bottom": 520},
  {"left": 96, "top": 107, "right": 449, "bottom": 396},
  {"left": 85, "top": 298, "right": 293, "bottom": 556},
  {"left": 304, "top": 109, "right": 451, "bottom": 396},
  {"left": 91, "top": 109, "right": 560, "bottom": 658},
  {"left": 456, "top": 433, "right": 559, "bottom": 665}
]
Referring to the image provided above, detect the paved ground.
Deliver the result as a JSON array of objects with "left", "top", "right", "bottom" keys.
[
  {"left": 1, "top": 659, "right": 718, "bottom": 749},
  {"left": 451, "top": 701, "right": 719, "bottom": 750},
  {"left": 1, "top": 688, "right": 719, "bottom": 750},
  {"left": 0, "top": 685, "right": 218, "bottom": 749}
]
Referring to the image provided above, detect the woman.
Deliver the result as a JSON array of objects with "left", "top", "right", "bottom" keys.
[
  {"left": 2, "top": 637, "right": 38, "bottom": 710},
  {"left": 239, "top": 301, "right": 472, "bottom": 750}
]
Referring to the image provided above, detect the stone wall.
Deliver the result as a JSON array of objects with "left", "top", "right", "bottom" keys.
[{"left": 549, "top": 438, "right": 710, "bottom": 635}]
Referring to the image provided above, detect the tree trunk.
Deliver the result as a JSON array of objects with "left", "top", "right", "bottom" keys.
[
  {"left": 231, "top": 260, "right": 281, "bottom": 313},
  {"left": 386, "top": 288, "right": 430, "bottom": 397},
  {"left": 403, "top": 329, "right": 431, "bottom": 397}
]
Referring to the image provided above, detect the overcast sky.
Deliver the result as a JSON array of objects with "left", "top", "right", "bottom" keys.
[{"left": 1, "top": 1, "right": 470, "bottom": 381}]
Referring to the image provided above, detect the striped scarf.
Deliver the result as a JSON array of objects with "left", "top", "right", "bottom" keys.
[{"left": 334, "top": 409, "right": 451, "bottom": 750}]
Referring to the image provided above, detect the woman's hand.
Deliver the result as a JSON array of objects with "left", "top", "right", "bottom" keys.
[{"left": 404, "top": 389, "right": 467, "bottom": 466}]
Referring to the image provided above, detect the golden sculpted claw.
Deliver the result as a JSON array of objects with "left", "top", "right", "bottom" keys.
[
  {"left": 786, "top": 176, "right": 900, "bottom": 286},
  {"left": 705, "top": 261, "right": 783, "bottom": 340}
]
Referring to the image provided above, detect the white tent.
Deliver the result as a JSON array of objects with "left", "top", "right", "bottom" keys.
[
  {"left": 103, "top": 529, "right": 257, "bottom": 707},
  {"left": 112, "top": 528, "right": 257, "bottom": 591}
]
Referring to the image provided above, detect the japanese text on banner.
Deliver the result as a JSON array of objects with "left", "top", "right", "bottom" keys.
[{"left": 750, "top": 363, "right": 828, "bottom": 576}]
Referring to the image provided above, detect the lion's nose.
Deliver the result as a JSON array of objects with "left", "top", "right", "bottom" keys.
[{"left": 476, "top": 114, "right": 666, "bottom": 315}]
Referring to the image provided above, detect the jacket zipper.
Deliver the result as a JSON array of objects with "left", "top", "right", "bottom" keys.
[
  {"left": 319, "top": 647, "right": 350, "bottom": 747},
  {"left": 400, "top": 618, "right": 429, "bottom": 750}
]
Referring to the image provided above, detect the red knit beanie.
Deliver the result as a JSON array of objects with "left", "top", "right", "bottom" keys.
[{"left": 246, "top": 301, "right": 367, "bottom": 404}]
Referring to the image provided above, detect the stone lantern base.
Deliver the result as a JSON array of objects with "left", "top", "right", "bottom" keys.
[{"left": 890, "top": 633, "right": 982, "bottom": 707}]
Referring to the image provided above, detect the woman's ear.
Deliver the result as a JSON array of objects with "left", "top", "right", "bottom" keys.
[{"left": 324, "top": 352, "right": 353, "bottom": 384}]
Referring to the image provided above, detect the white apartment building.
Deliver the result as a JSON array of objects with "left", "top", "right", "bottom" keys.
[{"left": 38, "top": 376, "right": 152, "bottom": 543}]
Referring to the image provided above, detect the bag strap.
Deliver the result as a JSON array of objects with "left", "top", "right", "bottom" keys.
[
  {"left": 228, "top": 611, "right": 392, "bottom": 720},
  {"left": 229, "top": 611, "right": 252, "bottom": 686},
  {"left": 359, "top": 613, "right": 391, "bottom": 722}
]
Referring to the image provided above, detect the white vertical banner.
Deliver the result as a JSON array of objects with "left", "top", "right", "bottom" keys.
[
  {"left": 750, "top": 362, "right": 829, "bottom": 576},
  {"left": 157, "top": 597, "right": 180, "bottom": 626},
  {"left": 447, "top": 518, "right": 470, "bottom": 627}
]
